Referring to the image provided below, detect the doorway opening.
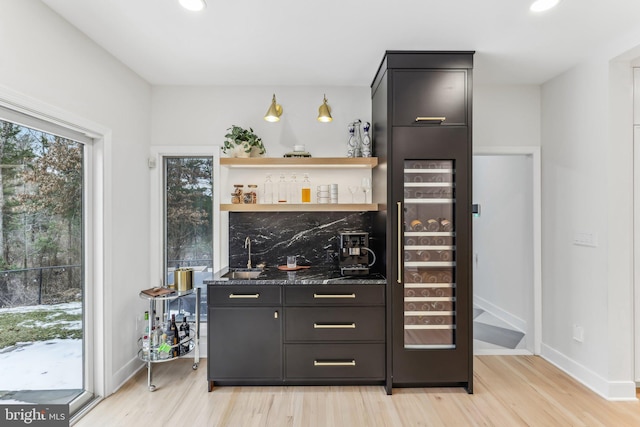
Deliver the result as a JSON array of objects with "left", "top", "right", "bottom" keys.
[{"left": 472, "top": 147, "right": 541, "bottom": 355}]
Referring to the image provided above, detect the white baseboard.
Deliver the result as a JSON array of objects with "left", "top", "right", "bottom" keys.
[
  {"left": 110, "top": 357, "right": 144, "bottom": 395},
  {"left": 474, "top": 296, "right": 527, "bottom": 332},
  {"left": 541, "top": 343, "right": 637, "bottom": 401}
]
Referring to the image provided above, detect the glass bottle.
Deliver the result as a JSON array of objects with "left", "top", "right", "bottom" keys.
[
  {"left": 289, "top": 172, "right": 300, "bottom": 203},
  {"left": 277, "top": 173, "right": 287, "bottom": 203},
  {"left": 263, "top": 174, "right": 273, "bottom": 204},
  {"left": 301, "top": 173, "right": 311, "bottom": 203},
  {"left": 179, "top": 315, "right": 190, "bottom": 355},
  {"left": 170, "top": 314, "right": 179, "bottom": 358}
]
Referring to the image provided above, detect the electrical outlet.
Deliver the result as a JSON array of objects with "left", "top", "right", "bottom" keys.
[{"left": 572, "top": 325, "right": 584, "bottom": 342}]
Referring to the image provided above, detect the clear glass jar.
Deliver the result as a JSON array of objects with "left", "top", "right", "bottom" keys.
[
  {"left": 301, "top": 173, "right": 311, "bottom": 203},
  {"left": 232, "top": 184, "right": 243, "bottom": 204},
  {"left": 277, "top": 174, "right": 287, "bottom": 203},
  {"left": 289, "top": 173, "right": 300, "bottom": 203},
  {"left": 245, "top": 184, "right": 258, "bottom": 204},
  {"left": 263, "top": 174, "right": 273, "bottom": 204}
]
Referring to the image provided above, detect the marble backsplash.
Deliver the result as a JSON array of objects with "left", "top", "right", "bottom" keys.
[{"left": 229, "top": 211, "right": 377, "bottom": 269}]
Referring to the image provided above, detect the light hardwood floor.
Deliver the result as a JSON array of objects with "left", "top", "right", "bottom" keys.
[{"left": 73, "top": 356, "right": 640, "bottom": 426}]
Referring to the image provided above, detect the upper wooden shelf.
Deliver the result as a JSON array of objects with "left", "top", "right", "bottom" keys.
[
  {"left": 221, "top": 203, "right": 379, "bottom": 212},
  {"left": 220, "top": 157, "right": 378, "bottom": 168}
]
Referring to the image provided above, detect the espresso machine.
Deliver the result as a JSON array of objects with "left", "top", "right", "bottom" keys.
[{"left": 339, "top": 232, "right": 376, "bottom": 275}]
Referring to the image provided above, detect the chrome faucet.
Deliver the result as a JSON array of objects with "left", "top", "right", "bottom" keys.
[{"left": 244, "top": 236, "right": 252, "bottom": 269}]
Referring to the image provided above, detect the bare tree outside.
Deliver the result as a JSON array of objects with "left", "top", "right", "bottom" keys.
[
  {"left": 164, "top": 156, "right": 213, "bottom": 319},
  {"left": 0, "top": 119, "right": 83, "bottom": 308},
  {"left": 0, "top": 118, "right": 85, "bottom": 405}
]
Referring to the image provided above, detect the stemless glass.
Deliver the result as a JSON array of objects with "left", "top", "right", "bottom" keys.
[
  {"left": 361, "top": 177, "right": 372, "bottom": 203},
  {"left": 348, "top": 185, "right": 359, "bottom": 203}
]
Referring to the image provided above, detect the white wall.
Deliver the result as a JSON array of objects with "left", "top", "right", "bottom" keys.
[
  {"left": 0, "top": 0, "right": 152, "bottom": 395},
  {"left": 151, "top": 86, "right": 371, "bottom": 155},
  {"left": 473, "top": 85, "right": 541, "bottom": 148},
  {"left": 541, "top": 52, "right": 635, "bottom": 398}
]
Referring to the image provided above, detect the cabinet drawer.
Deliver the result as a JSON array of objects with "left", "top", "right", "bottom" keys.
[
  {"left": 392, "top": 69, "right": 468, "bottom": 126},
  {"left": 208, "top": 285, "right": 281, "bottom": 306},
  {"left": 285, "top": 285, "right": 384, "bottom": 306},
  {"left": 285, "top": 343, "right": 384, "bottom": 379},
  {"left": 285, "top": 307, "right": 384, "bottom": 341}
]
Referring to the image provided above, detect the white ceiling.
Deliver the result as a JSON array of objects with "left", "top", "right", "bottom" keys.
[{"left": 41, "top": 0, "right": 640, "bottom": 87}]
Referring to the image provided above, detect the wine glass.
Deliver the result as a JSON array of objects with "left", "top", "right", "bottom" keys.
[
  {"left": 348, "top": 185, "right": 359, "bottom": 203},
  {"left": 361, "top": 177, "right": 371, "bottom": 204}
]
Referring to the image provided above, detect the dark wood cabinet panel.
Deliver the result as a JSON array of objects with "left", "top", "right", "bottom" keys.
[
  {"left": 392, "top": 70, "right": 468, "bottom": 126},
  {"left": 208, "top": 283, "right": 385, "bottom": 388},
  {"left": 284, "top": 307, "right": 384, "bottom": 341},
  {"left": 207, "top": 306, "right": 282, "bottom": 381},
  {"left": 371, "top": 51, "right": 473, "bottom": 394},
  {"left": 285, "top": 343, "right": 385, "bottom": 380}
]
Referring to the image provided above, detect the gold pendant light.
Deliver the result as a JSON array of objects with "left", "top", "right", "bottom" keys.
[
  {"left": 317, "top": 95, "right": 332, "bottom": 122},
  {"left": 264, "top": 94, "right": 283, "bottom": 122}
]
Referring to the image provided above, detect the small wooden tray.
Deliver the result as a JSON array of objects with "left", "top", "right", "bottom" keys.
[
  {"left": 141, "top": 287, "right": 174, "bottom": 297},
  {"left": 277, "top": 265, "right": 311, "bottom": 271}
]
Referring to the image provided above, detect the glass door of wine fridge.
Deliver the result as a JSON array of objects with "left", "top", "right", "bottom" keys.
[{"left": 402, "top": 160, "right": 456, "bottom": 349}]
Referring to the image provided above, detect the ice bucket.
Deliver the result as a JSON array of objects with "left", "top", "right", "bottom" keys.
[{"left": 174, "top": 268, "right": 193, "bottom": 291}]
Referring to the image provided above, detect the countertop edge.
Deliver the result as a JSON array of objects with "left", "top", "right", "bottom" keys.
[{"left": 205, "top": 267, "right": 387, "bottom": 285}]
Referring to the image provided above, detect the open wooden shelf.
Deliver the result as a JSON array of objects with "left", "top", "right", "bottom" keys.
[
  {"left": 221, "top": 203, "right": 379, "bottom": 212},
  {"left": 220, "top": 157, "right": 378, "bottom": 168}
]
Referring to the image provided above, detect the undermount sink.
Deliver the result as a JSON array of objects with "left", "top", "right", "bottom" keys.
[{"left": 221, "top": 268, "right": 263, "bottom": 280}]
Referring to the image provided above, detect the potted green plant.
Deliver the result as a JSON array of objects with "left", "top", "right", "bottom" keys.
[{"left": 223, "top": 125, "right": 266, "bottom": 157}]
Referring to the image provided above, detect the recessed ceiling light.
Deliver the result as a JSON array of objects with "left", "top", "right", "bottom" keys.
[
  {"left": 530, "top": 0, "right": 560, "bottom": 12},
  {"left": 179, "top": 0, "right": 206, "bottom": 12}
]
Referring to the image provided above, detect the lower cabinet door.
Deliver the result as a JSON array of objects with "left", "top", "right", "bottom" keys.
[
  {"left": 285, "top": 343, "right": 385, "bottom": 380},
  {"left": 208, "top": 307, "right": 282, "bottom": 380}
]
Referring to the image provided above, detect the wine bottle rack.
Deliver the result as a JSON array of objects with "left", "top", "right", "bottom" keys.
[{"left": 402, "top": 160, "right": 457, "bottom": 350}]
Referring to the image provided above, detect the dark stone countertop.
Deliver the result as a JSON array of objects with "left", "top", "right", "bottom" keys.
[{"left": 205, "top": 266, "right": 386, "bottom": 285}]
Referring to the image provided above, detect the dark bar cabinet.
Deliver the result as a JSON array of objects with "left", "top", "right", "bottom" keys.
[{"left": 371, "top": 51, "right": 474, "bottom": 394}]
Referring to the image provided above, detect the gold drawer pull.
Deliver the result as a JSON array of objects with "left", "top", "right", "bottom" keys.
[
  {"left": 313, "top": 323, "right": 356, "bottom": 329},
  {"left": 313, "top": 293, "right": 356, "bottom": 299},
  {"left": 415, "top": 116, "right": 446, "bottom": 122},
  {"left": 228, "top": 293, "right": 260, "bottom": 299},
  {"left": 314, "top": 360, "right": 356, "bottom": 367}
]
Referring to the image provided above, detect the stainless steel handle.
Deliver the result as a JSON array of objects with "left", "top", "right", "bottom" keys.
[
  {"left": 397, "top": 201, "right": 402, "bottom": 284},
  {"left": 228, "top": 293, "right": 260, "bottom": 299},
  {"left": 415, "top": 116, "right": 446, "bottom": 123},
  {"left": 313, "top": 323, "right": 356, "bottom": 329},
  {"left": 314, "top": 360, "right": 356, "bottom": 367},
  {"left": 313, "top": 293, "right": 356, "bottom": 299}
]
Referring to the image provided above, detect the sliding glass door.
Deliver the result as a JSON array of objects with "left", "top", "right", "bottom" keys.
[{"left": 0, "top": 116, "right": 91, "bottom": 410}]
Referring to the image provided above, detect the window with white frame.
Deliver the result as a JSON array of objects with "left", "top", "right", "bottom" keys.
[{"left": 150, "top": 147, "right": 219, "bottom": 322}]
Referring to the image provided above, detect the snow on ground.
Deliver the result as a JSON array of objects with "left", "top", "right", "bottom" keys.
[
  {"left": 0, "top": 302, "right": 82, "bottom": 391},
  {"left": 0, "top": 339, "right": 82, "bottom": 390}
]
